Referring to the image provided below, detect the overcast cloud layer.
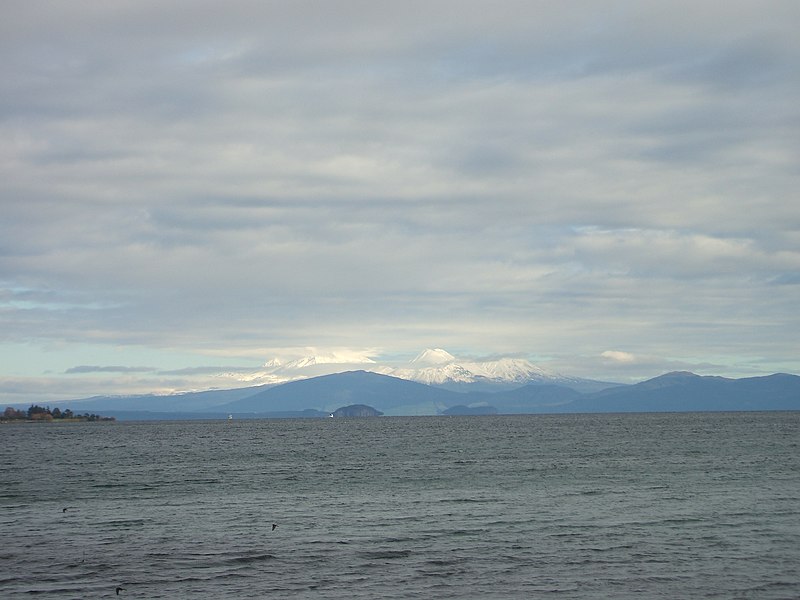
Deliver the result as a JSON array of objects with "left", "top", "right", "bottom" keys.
[{"left": 2, "top": 1, "right": 799, "bottom": 403}]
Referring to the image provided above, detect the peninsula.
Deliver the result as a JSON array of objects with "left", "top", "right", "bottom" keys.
[{"left": 2, "top": 405, "right": 115, "bottom": 423}]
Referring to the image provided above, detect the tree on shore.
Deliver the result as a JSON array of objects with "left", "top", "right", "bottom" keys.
[
  {"left": 27, "top": 405, "right": 52, "bottom": 420},
  {"left": 3, "top": 407, "right": 26, "bottom": 420}
]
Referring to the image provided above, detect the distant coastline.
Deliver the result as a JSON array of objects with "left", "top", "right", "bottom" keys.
[{"left": 2, "top": 405, "right": 115, "bottom": 423}]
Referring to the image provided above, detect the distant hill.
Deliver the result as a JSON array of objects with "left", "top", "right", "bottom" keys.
[
  {"left": 562, "top": 372, "right": 800, "bottom": 413},
  {"left": 45, "top": 385, "right": 272, "bottom": 413}
]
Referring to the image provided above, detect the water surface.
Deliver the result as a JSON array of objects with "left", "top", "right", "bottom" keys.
[{"left": 2, "top": 412, "right": 798, "bottom": 598}]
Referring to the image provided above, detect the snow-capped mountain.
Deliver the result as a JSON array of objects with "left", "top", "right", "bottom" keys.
[
  {"left": 222, "top": 348, "right": 606, "bottom": 392},
  {"left": 391, "top": 349, "right": 568, "bottom": 389}
]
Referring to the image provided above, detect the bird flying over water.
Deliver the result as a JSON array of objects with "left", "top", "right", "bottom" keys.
[
  {"left": 272, "top": 523, "right": 277, "bottom": 531},
  {"left": 116, "top": 586, "right": 125, "bottom": 595}
]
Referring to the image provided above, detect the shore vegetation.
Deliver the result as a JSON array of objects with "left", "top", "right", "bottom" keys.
[{"left": 2, "top": 405, "right": 115, "bottom": 423}]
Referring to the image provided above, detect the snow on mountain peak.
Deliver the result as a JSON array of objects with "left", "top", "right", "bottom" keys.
[
  {"left": 409, "top": 348, "right": 456, "bottom": 366},
  {"left": 284, "top": 353, "right": 375, "bottom": 369},
  {"left": 394, "top": 363, "right": 475, "bottom": 385},
  {"left": 397, "top": 350, "right": 560, "bottom": 386},
  {"left": 463, "top": 357, "right": 553, "bottom": 382}
]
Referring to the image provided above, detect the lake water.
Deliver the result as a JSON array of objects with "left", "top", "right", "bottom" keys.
[{"left": 2, "top": 412, "right": 799, "bottom": 599}]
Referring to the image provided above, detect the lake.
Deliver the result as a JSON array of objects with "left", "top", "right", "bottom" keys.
[{"left": 2, "top": 412, "right": 798, "bottom": 598}]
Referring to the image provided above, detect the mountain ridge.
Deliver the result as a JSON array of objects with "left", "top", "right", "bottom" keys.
[
  {"left": 214, "top": 370, "right": 800, "bottom": 416},
  {"left": 23, "top": 367, "right": 800, "bottom": 419}
]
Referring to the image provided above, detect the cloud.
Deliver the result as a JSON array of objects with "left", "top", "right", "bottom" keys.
[
  {"left": 65, "top": 365, "right": 155, "bottom": 374},
  {"left": 157, "top": 365, "right": 256, "bottom": 376},
  {"left": 602, "top": 351, "right": 638, "bottom": 364},
  {"left": 1, "top": 1, "right": 799, "bottom": 402}
]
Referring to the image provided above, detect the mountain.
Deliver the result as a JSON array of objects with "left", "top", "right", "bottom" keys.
[
  {"left": 218, "top": 370, "right": 465, "bottom": 416},
  {"left": 563, "top": 372, "right": 800, "bottom": 413}
]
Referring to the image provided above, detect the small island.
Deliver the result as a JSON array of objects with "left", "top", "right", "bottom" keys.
[
  {"left": 331, "top": 404, "right": 383, "bottom": 417},
  {"left": 2, "top": 405, "right": 115, "bottom": 423},
  {"left": 442, "top": 404, "right": 498, "bottom": 416}
]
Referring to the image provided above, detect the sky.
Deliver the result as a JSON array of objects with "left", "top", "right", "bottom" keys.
[{"left": 2, "top": 1, "right": 799, "bottom": 404}]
